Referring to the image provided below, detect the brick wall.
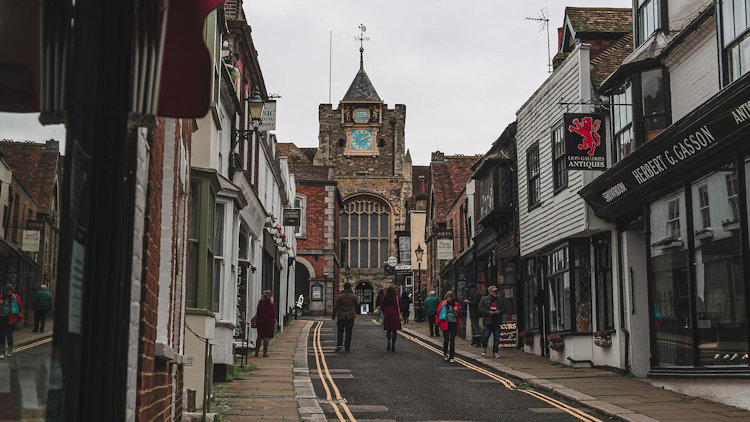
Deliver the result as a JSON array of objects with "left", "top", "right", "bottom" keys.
[{"left": 296, "top": 184, "right": 326, "bottom": 250}]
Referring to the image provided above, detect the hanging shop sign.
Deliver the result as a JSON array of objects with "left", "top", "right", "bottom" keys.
[
  {"left": 436, "top": 228, "right": 454, "bottom": 261},
  {"left": 565, "top": 113, "right": 607, "bottom": 170},
  {"left": 394, "top": 264, "right": 411, "bottom": 273},
  {"left": 22, "top": 230, "right": 40, "bottom": 252},
  {"left": 581, "top": 80, "right": 750, "bottom": 216},
  {"left": 259, "top": 100, "right": 276, "bottom": 131},
  {"left": 283, "top": 208, "right": 301, "bottom": 226}
]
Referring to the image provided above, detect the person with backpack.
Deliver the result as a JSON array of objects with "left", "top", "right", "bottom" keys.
[
  {"left": 436, "top": 290, "right": 461, "bottom": 362},
  {"left": 0, "top": 283, "right": 23, "bottom": 359},
  {"left": 423, "top": 291, "right": 440, "bottom": 337},
  {"left": 479, "top": 285, "right": 505, "bottom": 358}
]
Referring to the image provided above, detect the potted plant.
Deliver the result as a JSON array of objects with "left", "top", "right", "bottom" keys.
[
  {"left": 519, "top": 329, "right": 534, "bottom": 346},
  {"left": 547, "top": 334, "right": 564, "bottom": 351},
  {"left": 576, "top": 303, "right": 591, "bottom": 332},
  {"left": 651, "top": 235, "right": 683, "bottom": 249},
  {"left": 694, "top": 227, "right": 713, "bottom": 241},
  {"left": 593, "top": 330, "right": 612, "bottom": 348},
  {"left": 722, "top": 217, "right": 740, "bottom": 232}
]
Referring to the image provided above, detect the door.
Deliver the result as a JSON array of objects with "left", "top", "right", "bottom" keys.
[{"left": 355, "top": 281, "right": 373, "bottom": 314}]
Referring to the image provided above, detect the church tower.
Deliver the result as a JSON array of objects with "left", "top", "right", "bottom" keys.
[{"left": 317, "top": 30, "right": 412, "bottom": 300}]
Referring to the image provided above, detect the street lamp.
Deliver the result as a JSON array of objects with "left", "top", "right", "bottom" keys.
[
  {"left": 248, "top": 88, "right": 264, "bottom": 129},
  {"left": 415, "top": 244, "right": 424, "bottom": 322}
]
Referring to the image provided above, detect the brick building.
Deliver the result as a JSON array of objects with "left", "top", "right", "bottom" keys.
[
  {"left": 279, "top": 143, "right": 342, "bottom": 315},
  {"left": 314, "top": 47, "right": 412, "bottom": 309}
]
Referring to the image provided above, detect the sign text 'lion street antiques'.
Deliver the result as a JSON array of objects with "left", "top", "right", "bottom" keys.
[{"left": 565, "top": 113, "right": 607, "bottom": 170}]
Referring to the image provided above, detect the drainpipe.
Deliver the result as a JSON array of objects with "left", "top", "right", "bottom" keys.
[{"left": 616, "top": 230, "right": 630, "bottom": 374}]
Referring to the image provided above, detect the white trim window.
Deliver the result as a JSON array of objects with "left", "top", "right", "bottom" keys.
[
  {"left": 294, "top": 195, "right": 307, "bottom": 238},
  {"left": 213, "top": 202, "right": 226, "bottom": 314},
  {"left": 666, "top": 198, "right": 681, "bottom": 238},
  {"left": 726, "top": 172, "right": 740, "bottom": 220},
  {"left": 697, "top": 184, "right": 711, "bottom": 229}
]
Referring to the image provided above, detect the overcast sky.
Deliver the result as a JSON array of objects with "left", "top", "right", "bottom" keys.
[
  {"left": 245, "top": 0, "right": 632, "bottom": 165},
  {"left": 0, "top": 1, "right": 632, "bottom": 162}
]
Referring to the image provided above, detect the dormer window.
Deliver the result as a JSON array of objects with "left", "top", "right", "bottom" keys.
[{"left": 635, "top": 0, "right": 663, "bottom": 45}]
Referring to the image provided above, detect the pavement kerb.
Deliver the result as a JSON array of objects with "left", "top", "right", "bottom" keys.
[
  {"left": 15, "top": 332, "right": 53, "bottom": 348},
  {"left": 401, "top": 326, "right": 659, "bottom": 422},
  {"left": 294, "top": 320, "right": 327, "bottom": 422}
]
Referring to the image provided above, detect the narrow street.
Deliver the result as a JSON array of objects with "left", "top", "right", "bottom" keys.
[
  {"left": 307, "top": 318, "right": 603, "bottom": 422},
  {"left": 0, "top": 339, "right": 52, "bottom": 421}
]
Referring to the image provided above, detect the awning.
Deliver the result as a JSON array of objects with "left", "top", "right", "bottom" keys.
[{"left": 580, "top": 71, "right": 750, "bottom": 221}]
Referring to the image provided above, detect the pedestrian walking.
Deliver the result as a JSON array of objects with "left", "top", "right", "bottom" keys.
[
  {"left": 436, "top": 290, "right": 461, "bottom": 362},
  {"left": 333, "top": 282, "right": 358, "bottom": 352},
  {"left": 0, "top": 283, "right": 23, "bottom": 359},
  {"left": 479, "top": 286, "right": 505, "bottom": 358},
  {"left": 400, "top": 290, "right": 411, "bottom": 323},
  {"left": 32, "top": 285, "right": 52, "bottom": 333},
  {"left": 463, "top": 285, "right": 483, "bottom": 347},
  {"left": 253, "top": 290, "right": 276, "bottom": 357},
  {"left": 423, "top": 291, "right": 440, "bottom": 337},
  {"left": 380, "top": 287, "right": 402, "bottom": 352}
]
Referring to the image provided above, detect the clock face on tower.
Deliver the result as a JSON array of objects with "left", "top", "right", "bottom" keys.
[{"left": 350, "top": 129, "right": 373, "bottom": 151}]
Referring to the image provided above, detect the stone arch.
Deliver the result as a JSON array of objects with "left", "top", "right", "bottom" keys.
[
  {"left": 353, "top": 280, "right": 374, "bottom": 314},
  {"left": 295, "top": 256, "right": 316, "bottom": 278},
  {"left": 341, "top": 192, "right": 394, "bottom": 215}
]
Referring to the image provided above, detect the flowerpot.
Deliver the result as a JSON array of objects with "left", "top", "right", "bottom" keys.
[
  {"left": 576, "top": 317, "right": 590, "bottom": 332},
  {"left": 548, "top": 341, "right": 564, "bottom": 352},
  {"left": 594, "top": 337, "right": 612, "bottom": 348},
  {"left": 523, "top": 336, "right": 534, "bottom": 346}
]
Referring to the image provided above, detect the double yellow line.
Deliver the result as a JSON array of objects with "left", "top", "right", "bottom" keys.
[
  {"left": 13, "top": 336, "right": 52, "bottom": 353},
  {"left": 398, "top": 329, "right": 601, "bottom": 422},
  {"left": 311, "top": 321, "right": 357, "bottom": 422}
]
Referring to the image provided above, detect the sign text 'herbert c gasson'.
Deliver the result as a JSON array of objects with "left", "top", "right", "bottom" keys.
[{"left": 630, "top": 126, "right": 716, "bottom": 185}]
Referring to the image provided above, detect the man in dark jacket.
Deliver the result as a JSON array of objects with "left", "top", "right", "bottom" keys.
[
  {"left": 32, "top": 285, "right": 52, "bottom": 333},
  {"left": 478, "top": 286, "right": 505, "bottom": 358},
  {"left": 423, "top": 291, "right": 440, "bottom": 336},
  {"left": 333, "top": 282, "right": 358, "bottom": 352},
  {"left": 464, "top": 286, "right": 483, "bottom": 347}
]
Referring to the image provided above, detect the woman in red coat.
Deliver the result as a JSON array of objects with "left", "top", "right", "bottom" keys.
[
  {"left": 254, "top": 290, "right": 276, "bottom": 357},
  {"left": 0, "top": 283, "right": 23, "bottom": 359},
  {"left": 380, "top": 287, "right": 402, "bottom": 352},
  {"left": 436, "top": 290, "right": 461, "bottom": 362}
]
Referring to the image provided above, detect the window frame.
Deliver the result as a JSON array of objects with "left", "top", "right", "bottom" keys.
[
  {"left": 719, "top": 0, "right": 750, "bottom": 85},
  {"left": 666, "top": 197, "right": 681, "bottom": 238},
  {"left": 551, "top": 120, "right": 568, "bottom": 193},
  {"left": 634, "top": 0, "right": 667, "bottom": 46},
  {"left": 697, "top": 184, "right": 711, "bottom": 229},
  {"left": 340, "top": 196, "right": 390, "bottom": 269},
  {"left": 294, "top": 194, "right": 307, "bottom": 238},
  {"left": 611, "top": 79, "right": 635, "bottom": 162},
  {"left": 546, "top": 244, "right": 571, "bottom": 333},
  {"left": 212, "top": 201, "right": 226, "bottom": 314},
  {"left": 526, "top": 143, "right": 541, "bottom": 211},
  {"left": 594, "top": 233, "right": 615, "bottom": 331}
]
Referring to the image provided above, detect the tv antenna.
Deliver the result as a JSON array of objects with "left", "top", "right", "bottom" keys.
[{"left": 526, "top": 8, "right": 552, "bottom": 73}]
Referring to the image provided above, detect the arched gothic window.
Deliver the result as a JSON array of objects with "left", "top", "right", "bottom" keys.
[{"left": 341, "top": 196, "right": 389, "bottom": 269}]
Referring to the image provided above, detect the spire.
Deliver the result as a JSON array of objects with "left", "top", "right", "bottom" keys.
[
  {"left": 343, "top": 24, "right": 380, "bottom": 102},
  {"left": 360, "top": 47, "right": 364, "bottom": 70}
]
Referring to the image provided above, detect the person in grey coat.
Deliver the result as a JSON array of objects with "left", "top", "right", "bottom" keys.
[
  {"left": 333, "top": 282, "right": 359, "bottom": 352},
  {"left": 478, "top": 286, "right": 505, "bottom": 358}
]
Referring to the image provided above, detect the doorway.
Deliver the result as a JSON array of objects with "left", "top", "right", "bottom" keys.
[{"left": 355, "top": 281, "right": 374, "bottom": 314}]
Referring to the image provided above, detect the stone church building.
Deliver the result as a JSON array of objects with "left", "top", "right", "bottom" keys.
[{"left": 283, "top": 48, "right": 412, "bottom": 313}]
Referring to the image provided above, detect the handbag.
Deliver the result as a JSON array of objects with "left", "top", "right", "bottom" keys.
[
  {"left": 438, "top": 301, "right": 447, "bottom": 321},
  {"left": 10, "top": 296, "right": 19, "bottom": 315},
  {"left": 250, "top": 315, "right": 257, "bottom": 329}
]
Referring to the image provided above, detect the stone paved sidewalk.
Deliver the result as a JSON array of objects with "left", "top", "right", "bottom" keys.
[
  {"left": 213, "top": 319, "right": 324, "bottom": 422},
  {"left": 402, "top": 320, "right": 750, "bottom": 422},
  {"left": 14, "top": 317, "right": 54, "bottom": 347}
]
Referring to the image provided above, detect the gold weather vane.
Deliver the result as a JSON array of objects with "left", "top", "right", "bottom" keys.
[{"left": 354, "top": 24, "right": 370, "bottom": 69}]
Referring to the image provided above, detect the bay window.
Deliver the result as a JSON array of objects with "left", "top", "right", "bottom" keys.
[
  {"left": 637, "top": 0, "right": 662, "bottom": 45},
  {"left": 722, "top": 0, "right": 750, "bottom": 84},
  {"left": 612, "top": 80, "right": 634, "bottom": 161}
]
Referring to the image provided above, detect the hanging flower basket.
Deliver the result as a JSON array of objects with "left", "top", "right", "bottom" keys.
[
  {"left": 547, "top": 334, "right": 564, "bottom": 352},
  {"left": 593, "top": 330, "right": 612, "bottom": 348},
  {"left": 694, "top": 227, "right": 713, "bottom": 241},
  {"left": 651, "top": 235, "right": 683, "bottom": 249},
  {"left": 722, "top": 217, "right": 740, "bottom": 232}
]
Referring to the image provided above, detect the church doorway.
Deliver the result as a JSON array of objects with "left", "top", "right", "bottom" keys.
[{"left": 355, "top": 281, "right": 374, "bottom": 314}]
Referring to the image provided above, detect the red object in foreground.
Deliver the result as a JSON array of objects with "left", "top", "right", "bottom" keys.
[
  {"left": 0, "top": 0, "right": 41, "bottom": 112},
  {"left": 157, "top": 0, "right": 225, "bottom": 118}
]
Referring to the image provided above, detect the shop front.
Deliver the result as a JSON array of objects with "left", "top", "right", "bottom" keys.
[{"left": 581, "top": 73, "right": 750, "bottom": 376}]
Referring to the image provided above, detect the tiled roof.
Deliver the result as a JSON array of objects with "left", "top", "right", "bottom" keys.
[
  {"left": 430, "top": 156, "right": 481, "bottom": 221},
  {"left": 0, "top": 140, "right": 60, "bottom": 211},
  {"left": 342, "top": 68, "right": 381, "bottom": 102},
  {"left": 590, "top": 32, "right": 634, "bottom": 88},
  {"left": 566, "top": 7, "right": 632, "bottom": 34},
  {"left": 276, "top": 142, "right": 312, "bottom": 164}
]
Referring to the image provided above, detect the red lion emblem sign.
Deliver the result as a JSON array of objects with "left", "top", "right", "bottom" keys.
[{"left": 564, "top": 113, "right": 607, "bottom": 170}]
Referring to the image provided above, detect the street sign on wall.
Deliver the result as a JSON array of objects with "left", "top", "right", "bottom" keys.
[{"left": 564, "top": 113, "right": 607, "bottom": 170}]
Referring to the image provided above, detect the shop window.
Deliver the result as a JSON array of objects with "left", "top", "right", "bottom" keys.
[
  {"left": 340, "top": 196, "right": 389, "bottom": 269},
  {"left": 523, "top": 259, "right": 540, "bottom": 330},
  {"left": 186, "top": 181, "right": 200, "bottom": 307},
  {"left": 726, "top": 172, "right": 740, "bottom": 222},
  {"left": 213, "top": 202, "right": 225, "bottom": 314},
  {"left": 594, "top": 234, "right": 615, "bottom": 331},
  {"left": 721, "top": 0, "right": 750, "bottom": 84},
  {"left": 636, "top": 0, "right": 661, "bottom": 45},
  {"left": 398, "top": 235, "right": 411, "bottom": 264},
  {"left": 546, "top": 246, "right": 571, "bottom": 332},
  {"left": 611, "top": 79, "right": 634, "bottom": 162},
  {"left": 526, "top": 144, "right": 540, "bottom": 210},
  {"left": 551, "top": 121, "right": 567, "bottom": 192}
]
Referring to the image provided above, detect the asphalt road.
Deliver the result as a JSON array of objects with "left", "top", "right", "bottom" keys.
[
  {"left": 0, "top": 338, "right": 52, "bottom": 421},
  {"left": 307, "top": 318, "right": 602, "bottom": 422}
]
